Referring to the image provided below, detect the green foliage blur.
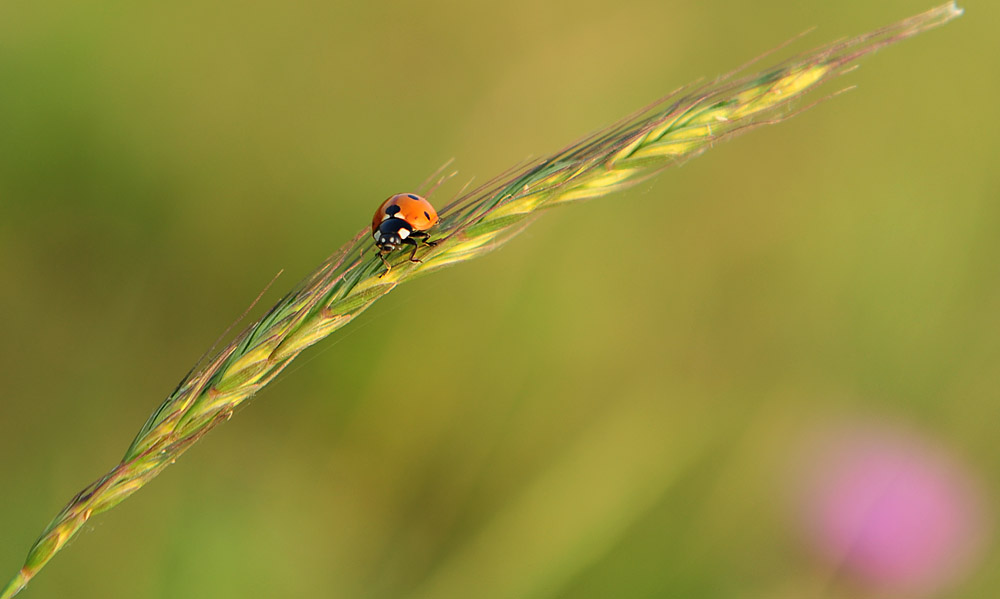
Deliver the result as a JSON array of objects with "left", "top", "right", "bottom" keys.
[{"left": 1, "top": 1, "right": 997, "bottom": 597}]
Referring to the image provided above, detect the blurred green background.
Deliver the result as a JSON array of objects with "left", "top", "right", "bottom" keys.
[{"left": 1, "top": 1, "right": 997, "bottom": 597}]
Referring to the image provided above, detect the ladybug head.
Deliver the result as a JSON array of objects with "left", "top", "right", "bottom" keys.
[
  {"left": 376, "top": 233, "right": 400, "bottom": 251},
  {"left": 374, "top": 219, "right": 410, "bottom": 252}
]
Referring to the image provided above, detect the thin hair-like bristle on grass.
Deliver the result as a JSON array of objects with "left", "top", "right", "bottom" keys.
[{"left": 0, "top": 4, "right": 962, "bottom": 597}]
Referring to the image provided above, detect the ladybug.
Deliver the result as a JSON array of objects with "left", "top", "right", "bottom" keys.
[{"left": 371, "top": 193, "right": 439, "bottom": 273}]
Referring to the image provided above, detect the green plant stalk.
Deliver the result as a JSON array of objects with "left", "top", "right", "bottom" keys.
[{"left": 1, "top": 4, "right": 961, "bottom": 597}]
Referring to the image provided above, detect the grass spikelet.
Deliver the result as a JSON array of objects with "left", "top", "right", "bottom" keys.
[{"left": 0, "top": 4, "right": 962, "bottom": 597}]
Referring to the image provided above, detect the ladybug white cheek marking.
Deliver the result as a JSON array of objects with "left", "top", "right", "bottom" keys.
[{"left": 398, "top": 229, "right": 410, "bottom": 239}]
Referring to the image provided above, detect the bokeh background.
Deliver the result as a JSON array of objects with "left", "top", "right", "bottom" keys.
[{"left": 1, "top": 1, "right": 997, "bottom": 597}]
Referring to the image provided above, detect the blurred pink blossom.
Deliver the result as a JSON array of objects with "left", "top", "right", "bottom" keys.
[{"left": 797, "top": 420, "right": 990, "bottom": 596}]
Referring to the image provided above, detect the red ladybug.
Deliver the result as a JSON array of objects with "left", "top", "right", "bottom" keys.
[{"left": 371, "top": 193, "right": 439, "bottom": 273}]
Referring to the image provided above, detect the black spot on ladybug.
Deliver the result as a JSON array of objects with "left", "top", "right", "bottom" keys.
[
  {"left": 386, "top": 205, "right": 401, "bottom": 217},
  {"left": 407, "top": 194, "right": 419, "bottom": 200},
  {"left": 424, "top": 211, "right": 431, "bottom": 220}
]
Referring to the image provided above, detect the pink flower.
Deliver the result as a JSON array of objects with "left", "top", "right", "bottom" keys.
[{"left": 797, "top": 421, "right": 990, "bottom": 596}]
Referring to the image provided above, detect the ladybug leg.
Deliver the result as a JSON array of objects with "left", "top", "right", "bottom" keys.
[
  {"left": 377, "top": 251, "right": 392, "bottom": 277},
  {"left": 410, "top": 230, "right": 438, "bottom": 247},
  {"left": 404, "top": 237, "right": 423, "bottom": 263}
]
